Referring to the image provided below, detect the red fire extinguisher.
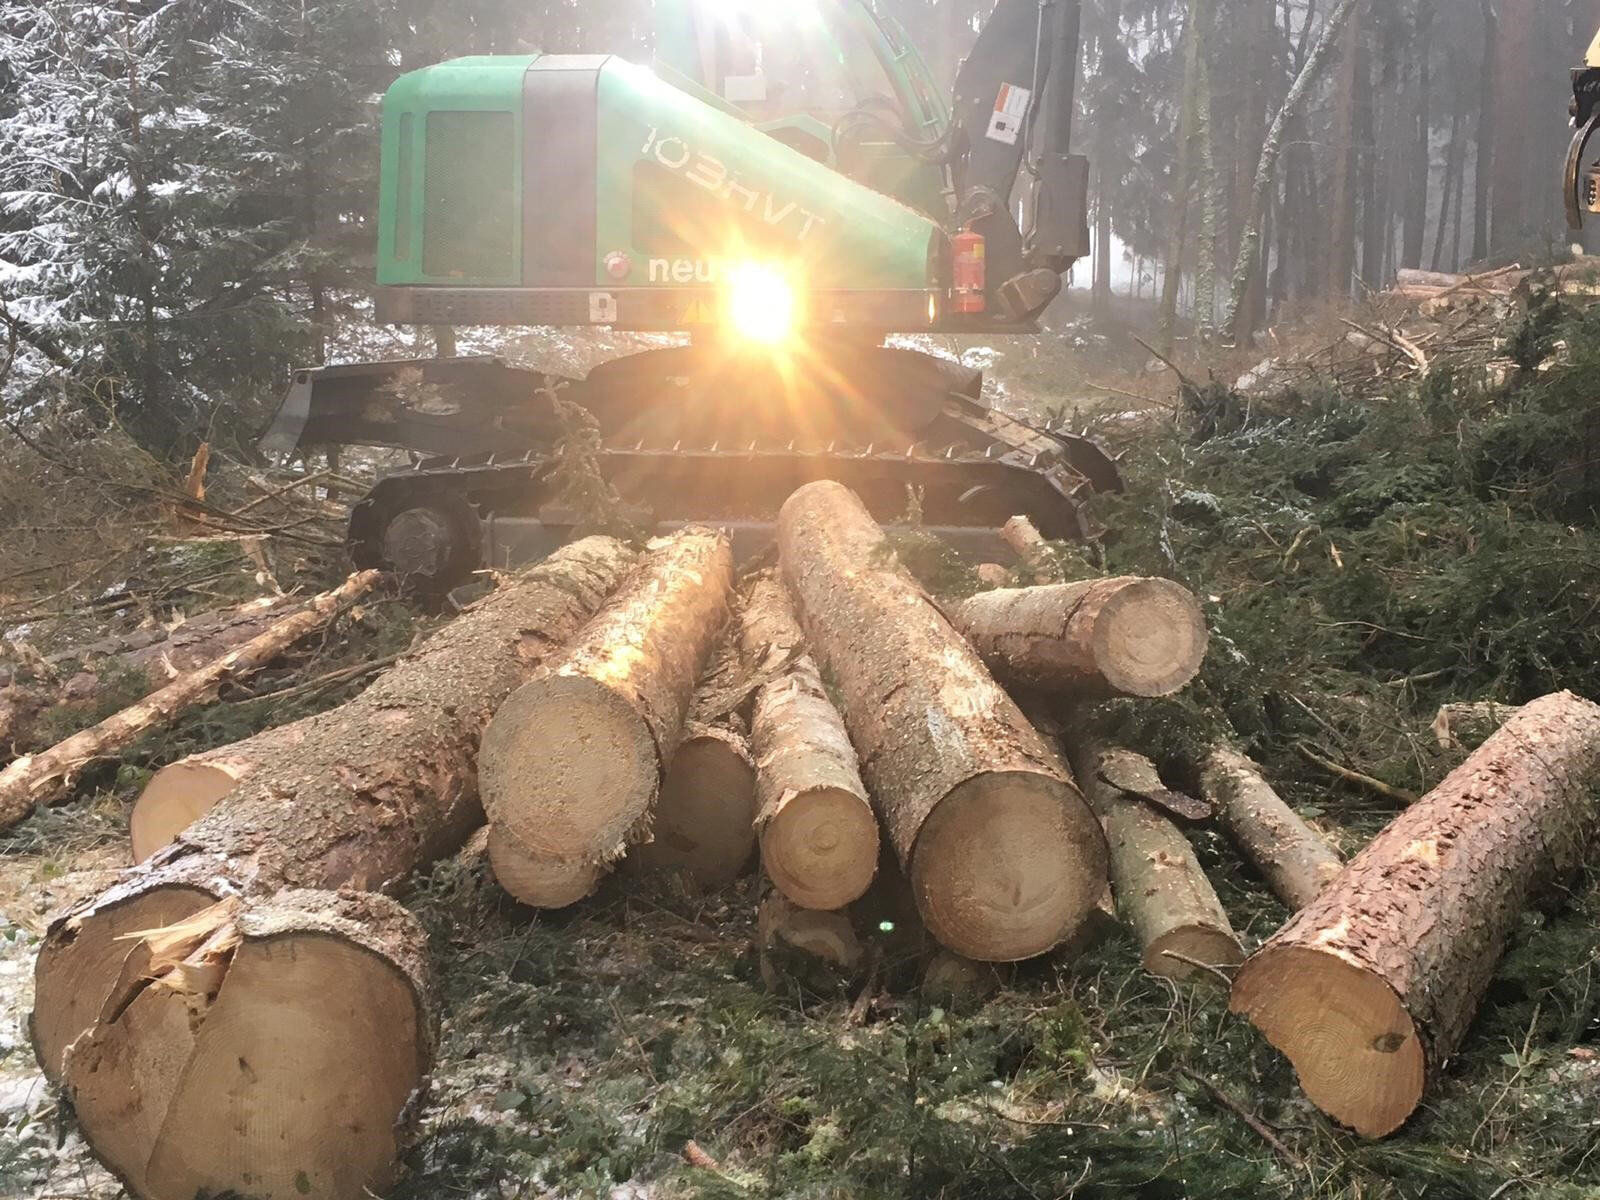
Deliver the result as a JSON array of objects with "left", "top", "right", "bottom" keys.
[{"left": 952, "top": 228, "right": 987, "bottom": 315}]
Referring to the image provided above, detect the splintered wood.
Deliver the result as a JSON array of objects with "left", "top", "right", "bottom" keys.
[
  {"left": 778, "top": 481, "right": 1107, "bottom": 962},
  {"left": 480, "top": 528, "right": 733, "bottom": 903},
  {"left": 49, "top": 890, "right": 432, "bottom": 1200},
  {"left": 1230, "top": 693, "right": 1600, "bottom": 1137}
]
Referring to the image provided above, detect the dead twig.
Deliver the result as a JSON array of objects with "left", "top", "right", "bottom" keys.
[
  {"left": 1295, "top": 741, "right": 1420, "bottom": 806},
  {"left": 1156, "top": 950, "right": 1236, "bottom": 988},
  {"left": 232, "top": 652, "right": 404, "bottom": 706},
  {"left": 1178, "top": 1066, "right": 1305, "bottom": 1169}
]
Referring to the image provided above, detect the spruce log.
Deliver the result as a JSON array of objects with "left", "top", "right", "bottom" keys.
[
  {"left": 0, "top": 571, "right": 380, "bottom": 834},
  {"left": 35, "top": 537, "right": 635, "bottom": 1085},
  {"left": 954, "top": 578, "right": 1208, "bottom": 699},
  {"left": 1066, "top": 739, "right": 1241, "bottom": 983},
  {"left": 628, "top": 641, "right": 757, "bottom": 887},
  {"left": 740, "top": 575, "right": 878, "bottom": 910},
  {"left": 629, "top": 724, "right": 756, "bottom": 886},
  {"left": 1201, "top": 746, "right": 1342, "bottom": 910},
  {"left": 778, "top": 481, "right": 1106, "bottom": 962},
  {"left": 51, "top": 889, "right": 432, "bottom": 1200},
  {"left": 1230, "top": 692, "right": 1600, "bottom": 1137},
  {"left": 481, "top": 527, "right": 733, "bottom": 884}
]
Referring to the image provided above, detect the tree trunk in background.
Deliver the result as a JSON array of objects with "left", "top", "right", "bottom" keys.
[
  {"left": 1092, "top": 155, "right": 1114, "bottom": 317},
  {"left": 1431, "top": 75, "right": 1465, "bottom": 271},
  {"left": 1402, "top": 1, "right": 1434, "bottom": 270},
  {"left": 1238, "top": 0, "right": 1276, "bottom": 329},
  {"left": 1158, "top": 0, "right": 1211, "bottom": 354},
  {"left": 1473, "top": 0, "right": 1497, "bottom": 262},
  {"left": 1225, "top": 0, "right": 1361, "bottom": 337},
  {"left": 1491, "top": 0, "right": 1535, "bottom": 254},
  {"left": 1328, "top": 1, "right": 1364, "bottom": 298},
  {"left": 1358, "top": 29, "right": 1383, "bottom": 291}
]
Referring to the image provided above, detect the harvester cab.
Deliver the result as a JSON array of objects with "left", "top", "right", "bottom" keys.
[{"left": 264, "top": 0, "right": 1120, "bottom": 591}]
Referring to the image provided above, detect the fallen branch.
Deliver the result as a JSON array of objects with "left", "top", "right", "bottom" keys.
[{"left": 0, "top": 570, "right": 381, "bottom": 833}]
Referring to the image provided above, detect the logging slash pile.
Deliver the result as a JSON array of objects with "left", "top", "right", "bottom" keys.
[{"left": 6, "top": 283, "right": 1600, "bottom": 1200}]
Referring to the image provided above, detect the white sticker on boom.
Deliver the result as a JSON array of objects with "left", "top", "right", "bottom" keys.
[
  {"left": 986, "top": 83, "right": 1032, "bottom": 145},
  {"left": 590, "top": 292, "right": 618, "bottom": 324}
]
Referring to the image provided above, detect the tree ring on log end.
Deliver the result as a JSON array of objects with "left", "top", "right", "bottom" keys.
[
  {"left": 1230, "top": 945, "right": 1424, "bottom": 1137},
  {"left": 487, "top": 825, "right": 603, "bottom": 909},
  {"left": 761, "top": 786, "right": 880, "bottom": 911},
  {"left": 481, "top": 673, "right": 660, "bottom": 861},
  {"left": 910, "top": 771, "right": 1106, "bottom": 962},
  {"left": 130, "top": 761, "right": 246, "bottom": 863},
  {"left": 1094, "top": 579, "right": 1209, "bottom": 697},
  {"left": 629, "top": 735, "right": 757, "bottom": 887}
]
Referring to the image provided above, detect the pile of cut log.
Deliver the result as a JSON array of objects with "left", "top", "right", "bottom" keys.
[{"left": 21, "top": 480, "right": 1600, "bottom": 1199}]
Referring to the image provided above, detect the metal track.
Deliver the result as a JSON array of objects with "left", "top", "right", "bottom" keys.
[{"left": 264, "top": 349, "right": 1121, "bottom": 589}]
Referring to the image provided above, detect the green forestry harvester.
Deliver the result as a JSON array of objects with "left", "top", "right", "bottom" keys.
[{"left": 264, "top": 0, "right": 1121, "bottom": 589}]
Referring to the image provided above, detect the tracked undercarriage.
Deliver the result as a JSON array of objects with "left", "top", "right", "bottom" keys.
[{"left": 263, "top": 344, "right": 1121, "bottom": 590}]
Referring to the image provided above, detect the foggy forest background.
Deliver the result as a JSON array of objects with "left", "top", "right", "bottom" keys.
[{"left": 0, "top": 0, "right": 1594, "bottom": 455}]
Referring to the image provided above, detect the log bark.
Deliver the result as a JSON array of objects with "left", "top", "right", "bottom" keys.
[
  {"left": 628, "top": 641, "right": 757, "bottom": 888},
  {"left": 778, "top": 481, "right": 1106, "bottom": 962},
  {"left": 43, "top": 888, "right": 433, "bottom": 1200},
  {"left": 955, "top": 578, "right": 1208, "bottom": 700},
  {"left": 481, "top": 528, "right": 733, "bottom": 889},
  {"left": 1230, "top": 692, "right": 1600, "bottom": 1137},
  {"left": 0, "top": 571, "right": 380, "bottom": 834},
  {"left": 740, "top": 575, "right": 878, "bottom": 911},
  {"left": 1065, "top": 738, "right": 1241, "bottom": 983},
  {"left": 36, "top": 536, "right": 635, "bottom": 1091},
  {"left": 1201, "top": 746, "right": 1342, "bottom": 910}
]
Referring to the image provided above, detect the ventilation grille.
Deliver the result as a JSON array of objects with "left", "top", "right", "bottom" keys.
[{"left": 423, "top": 111, "right": 516, "bottom": 280}]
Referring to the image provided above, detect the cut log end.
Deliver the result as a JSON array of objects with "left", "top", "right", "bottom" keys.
[
  {"left": 1230, "top": 946, "right": 1424, "bottom": 1138},
  {"left": 1093, "top": 578, "right": 1209, "bottom": 697},
  {"left": 481, "top": 673, "right": 659, "bottom": 861},
  {"left": 629, "top": 733, "right": 757, "bottom": 887},
  {"left": 911, "top": 771, "right": 1105, "bottom": 963},
  {"left": 487, "top": 827, "right": 603, "bottom": 909},
  {"left": 1146, "top": 926, "right": 1246, "bottom": 983},
  {"left": 41, "top": 891, "right": 432, "bottom": 1200},
  {"left": 129, "top": 761, "right": 246, "bottom": 863},
  {"left": 760, "top": 786, "right": 880, "bottom": 911}
]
